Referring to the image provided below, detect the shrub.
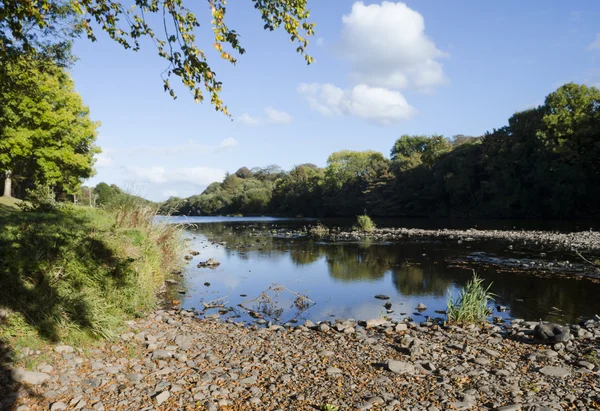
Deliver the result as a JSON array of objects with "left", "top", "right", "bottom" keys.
[
  {"left": 446, "top": 272, "right": 495, "bottom": 324},
  {"left": 309, "top": 222, "right": 330, "bottom": 238},
  {"left": 354, "top": 214, "right": 376, "bottom": 232}
]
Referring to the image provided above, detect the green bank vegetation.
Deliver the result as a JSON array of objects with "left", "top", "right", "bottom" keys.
[
  {"left": 446, "top": 272, "right": 495, "bottom": 324},
  {"left": 0, "top": 200, "right": 182, "bottom": 350},
  {"left": 160, "top": 83, "right": 600, "bottom": 220}
]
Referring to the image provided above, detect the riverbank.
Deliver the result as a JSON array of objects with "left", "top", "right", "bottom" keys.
[
  {"left": 3, "top": 308, "right": 599, "bottom": 410},
  {"left": 0, "top": 204, "right": 182, "bottom": 350}
]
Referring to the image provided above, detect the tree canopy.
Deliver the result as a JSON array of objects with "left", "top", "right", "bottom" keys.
[
  {"left": 160, "top": 83, "right": 600, "bottom": 220},
  {"left": 0, "top": 59, "right": 99, "bottom": 198},
  {"left": 0, "top": 0, "right": 315, "bottom": 113}
]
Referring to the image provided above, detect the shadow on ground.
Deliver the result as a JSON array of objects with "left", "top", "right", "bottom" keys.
[{"left": 0, "top": 210, "right": 137, "bottom": 410}]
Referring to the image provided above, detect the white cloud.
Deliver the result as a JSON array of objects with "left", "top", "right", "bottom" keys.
[
  {"left": 340, "top": 1, "right": 448, "bottom": 91},
  {"left": 238, "top": 107, "right": 293, "bottom": 126},
  {"left": 589, "top": 33, "right": 600, "bottom": 50},
  {"left": 126, "top": 166, "right": 225, "bottom": 185},
  {"left": 298, "top": 83, "right": 416, "bottom": 125},
  {"left": 94, "top": 149, "right": 114, "bottom": 168},
  {"left": 219, "top": 137, "right": 238, "bottom": 149}
]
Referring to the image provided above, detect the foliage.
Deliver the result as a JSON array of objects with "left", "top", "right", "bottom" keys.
[
  {"left": 0, "top": 59, "right": 99, "bottom": 198},
  {"left": 161, "top": 83, "right": 600, "bottom": 220},
  {"left": 309, "top": 222, "right": 329, "bottom": 238},
  {"left": 0, "top": 0, "right": 315, "bottom": 112},
  {"left": 319, "top": 405, "right": 339, "bottom": 411},
  {"left": 446, "top": 272, "right": 495, "bottom": 324},
  {"left": 354, "top": 214, "right": 376, "bottom": 233},
  {"left": 20, "top": 184, "right": 61, "bottom": 212},
  {"left": 0, "top": 204, "right": 182, "bottom": 346}
]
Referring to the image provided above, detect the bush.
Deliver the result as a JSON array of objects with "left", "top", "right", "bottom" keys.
[
  {"left": 309, "top": 222, "right": 330, "bottom": 238},
  {"left": 354, "top": 214, "right": 376, "bottom": 232},
  {"left": 20, "top": 185, "right": 61, "bottom": 212},
  {"left": 447, "top": 272, "right": 495, "bottom": 324}
]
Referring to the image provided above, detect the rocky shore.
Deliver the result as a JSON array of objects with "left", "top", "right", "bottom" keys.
[
  {"left": 3, "top": 309, "right": 600, "bottom": 411},
  {"left": 269, "top": 226, "right": 600, "bottom": 252}
]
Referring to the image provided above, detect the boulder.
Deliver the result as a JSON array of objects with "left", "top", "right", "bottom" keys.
[
  {"left": 197, "top": 258, "right": 220, "bottom": 268},
  {"left": 533, "top": 322, "right": 571, "bottom": 344}
]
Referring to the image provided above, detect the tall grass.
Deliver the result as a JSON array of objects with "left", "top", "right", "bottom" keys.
[
  {"left": 354, "top": 214, "right": 376, "bottom": 233},
  {"left": 446, "top": 272, "right": 495, "bottom": 324},
  {"left": 309, "top": 222, "right": 330, "bottom": 238},
  {"left": 0, "top": 200, "right": 183, "bottom": 348}
]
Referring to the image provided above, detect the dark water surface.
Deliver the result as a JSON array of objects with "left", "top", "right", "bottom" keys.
[{"left": 165, "top": 216, "right": 600, "bottom": 326}]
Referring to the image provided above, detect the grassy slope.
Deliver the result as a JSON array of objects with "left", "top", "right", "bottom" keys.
[
  {"left": 0, "top": 196, "right": 22, "bottom": 217},
  {"left": 0, "top": 204, "right": 182, "bottom": 353}
]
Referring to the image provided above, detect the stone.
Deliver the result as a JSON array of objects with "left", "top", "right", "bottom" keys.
[
  {"left": 387, "top": 361, "right": 415, "bottom": 375},
  {"left": 50, "top": 402, "right": 68, "bottom": 411},
  {"left": 416, "top": 303, "right": 427, "bottom": 311},
  {"left": 11, "top": 368, "right": 50, "bottom": 385},
  {"left": 494, "top": 405, "right": 522, "bottom": 411},
  {"left": 319, "top": 323, "right": 330, "bottom": 332},
  {"left": 54, "top": 345, "right": 74, "bottom": 354},
  {"left": 326, "top": 367, "right": 343, "bottom": 376},
  {"left": 365, "top": 318, "right": 387, "bottom": 328},
  {"left": 151, "top": 350, "right": 173, "bottom": 360},
  {"left": 539, "top": 366, "right": 570, "bottom": 378},
  {"left": 374, "top": 294, "right": 390, "bottom": 300},
  {"left": 197, "top": 258, "right": 220, "bottom": 268},
  {"left": 534, "top": 323, "right": 571, "bottom": 343},
  {"left": 154, "top": 391, "right": 170, "bottom": 406},
  {"left": 395, "top": 323, "right": 408, "bottom": 332}
]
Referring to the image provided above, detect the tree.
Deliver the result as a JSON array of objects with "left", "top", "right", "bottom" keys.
[
  {"left": 1, "top": 0, "right": 315, "bottom": 113},
  {"left": 0, "top": 60, "right": 99, "bottom": 198}
]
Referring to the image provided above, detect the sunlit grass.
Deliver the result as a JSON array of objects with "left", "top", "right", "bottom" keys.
[{"left": 446, "top": 272, "right": 495, "bottom": 324}]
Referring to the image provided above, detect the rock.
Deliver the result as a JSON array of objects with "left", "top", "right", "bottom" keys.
[
  {"left": 534, "top": 322, "right": 571, "bottom": 343},
  {"left": 374, "top": 294, "right": 390, "bottom": 300},
  {"left": 240, "top": 376, "right": 257, "bottom": 385},
  {"left": 54, "top": 345, "right": 74, "bottom": 354},
  {"left": 154, "top": 391, "right": 170, "bottom": 406},
  {"left": 395, "top": 323, "right": 408, "bottom": 332},
  {"left": 416, "top": 303, "right": 427, "bottom": 311},
  {"left": 387, "top": 361, "right": 415, "bottom": 375},
  {"left": 50, "top": 402, "right": 68, "bottom": 411},
  {"left": 319, "top": 323, "right": 330, "bottom": 332},
  {"left": 151, "top": 350, "right": 173, "bottom": 360},
  {"left": 577, "top": 360, "right": 594, "bottom": 370},
  {"left": 197, "top": 258, "right": 220, "bottom": 268},
  {"left": 11, "top": 368, "right": 50, "bottom": 385},
  {"left": 539, "top": 366, "right": 570, "bottom": 378},
  {"left": 494, "top": 405, "right": 521, "bottom": 411},
  {"left": 326, "top": 367, "right": 343, "bottom": 375},
  {"left": 365, "top": 318, "right": 387, "bottom": 328}
]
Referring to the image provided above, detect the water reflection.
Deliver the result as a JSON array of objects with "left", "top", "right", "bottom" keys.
[{"left": 178, "top": 219, "right": 600, "bottom": 324}]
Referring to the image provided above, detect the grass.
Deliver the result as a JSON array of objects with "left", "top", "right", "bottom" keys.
[
  {"left": 0, "top": 201, "right": 183, "bottom": 349},
  {"left": 0, "top": 196, "right": 23, "bottom": 217},
  {"left": 446, "top": 272, "right": 495, "bottom": 324},
  {"left": 309, "top": 222, "right": 330, "bottom": 238},
  {"left": 354, "top": 214, "right": 376, "bottom": 233}
]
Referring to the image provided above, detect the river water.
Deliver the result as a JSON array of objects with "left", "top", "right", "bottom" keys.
[{"left": 165, "top": 216, "right": 600, "bottom": 325}]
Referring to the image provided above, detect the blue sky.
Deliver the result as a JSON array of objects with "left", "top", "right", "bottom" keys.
[{"left": 73, "top": 1, "right": 600, "bottom": 201}]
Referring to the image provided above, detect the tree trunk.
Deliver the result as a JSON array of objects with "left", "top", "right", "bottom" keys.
[{"left": 3, "top": 170, "right": 12, "bottom": 197}]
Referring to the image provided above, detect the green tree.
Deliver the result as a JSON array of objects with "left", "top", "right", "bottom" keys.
[
  {"left": 0, "top": 61, "right": 99, "bottom": 198},
  {"left": 1, "top": 0, "right": 315, "bottom": 113}
]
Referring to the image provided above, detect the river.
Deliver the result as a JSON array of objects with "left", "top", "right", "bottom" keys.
[{"left": 164, "top": 216, "right": 600, "bottom": 325}]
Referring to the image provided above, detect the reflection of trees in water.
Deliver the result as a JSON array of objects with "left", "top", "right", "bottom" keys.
[
  {"left": 187, "top": 223, "right": 600, "bottom": 323},
  {"left": 390, "top": 262, "right": 453, "bottom": 297},
  {"left": 477, "top": 269, "right": 600, "bottom": 323},
  {"left": 326, "top": 244, "right": 393, "bottom": 282}
]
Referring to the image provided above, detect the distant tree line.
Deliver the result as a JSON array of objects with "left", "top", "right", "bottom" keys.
[{"left": 159, "top": 83, "right": 600, "bottom": 219}]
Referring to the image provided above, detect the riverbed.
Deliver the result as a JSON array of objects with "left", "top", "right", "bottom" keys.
[{"left": 167, "top": 217, "right": 600, "bottom": 325}]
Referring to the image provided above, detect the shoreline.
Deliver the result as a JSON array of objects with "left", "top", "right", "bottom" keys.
[{"left": 4, "top": 308, "right": 599, "bottom": 410}]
